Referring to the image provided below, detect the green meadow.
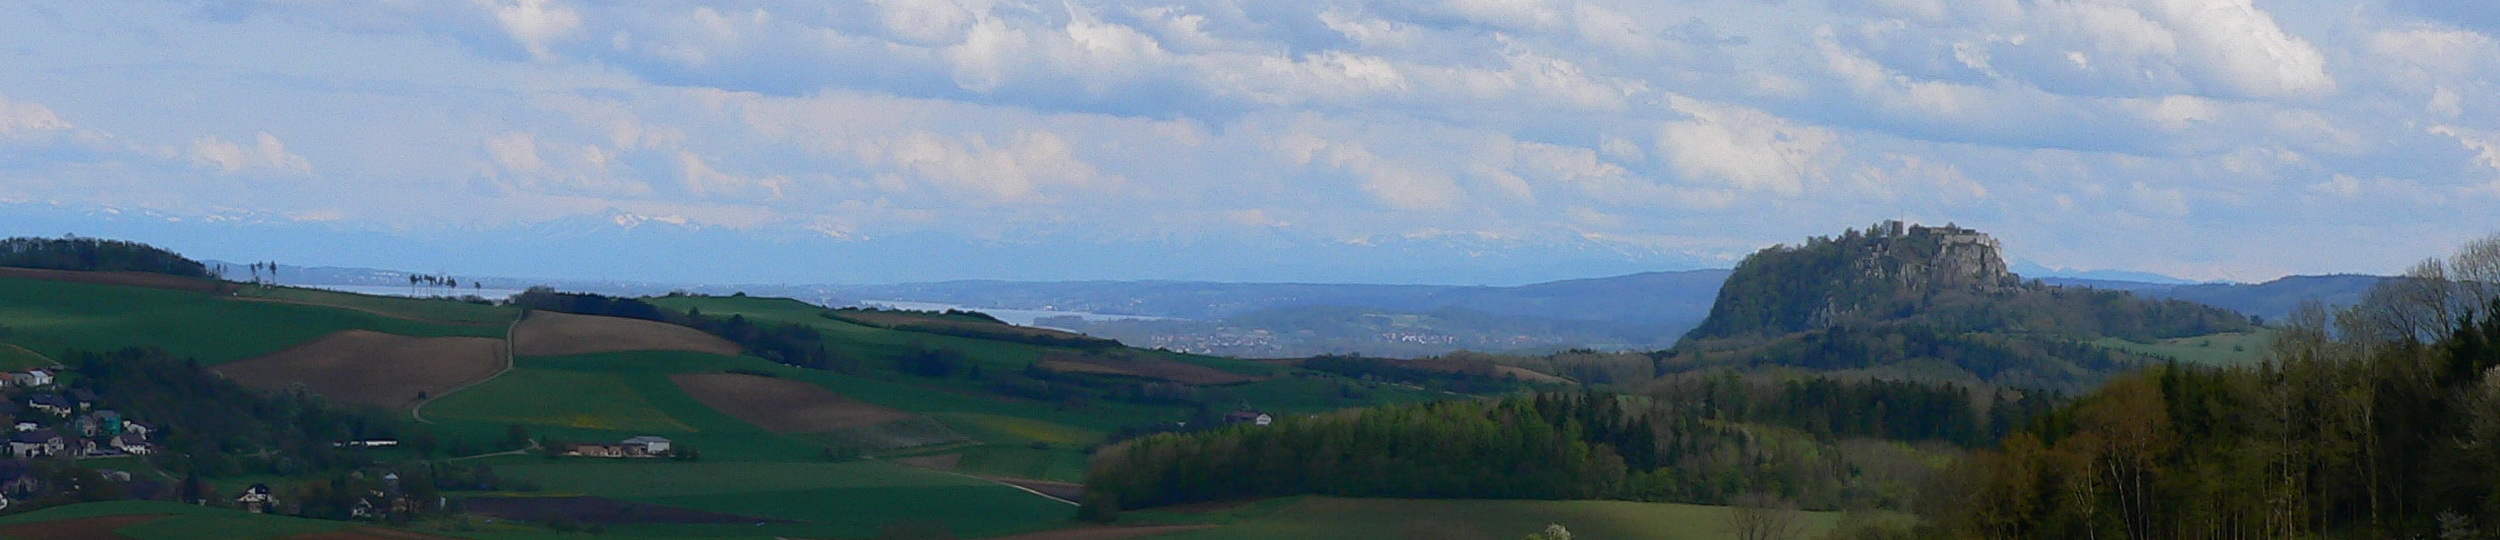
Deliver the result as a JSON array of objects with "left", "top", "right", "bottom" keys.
[
  {"left": 1131, "top": 496, "right": 1842, "bottom": 540},
  {"left": 2094, "top": 328, "right": 2279, "bottom": 366},
  {"left": 0, "top": 277, "right": 503, "bottom": 364}
]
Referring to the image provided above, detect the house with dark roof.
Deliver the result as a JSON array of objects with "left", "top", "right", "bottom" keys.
[
  {"left": 66, "top": 389, "right": 98, "bottom": 410},
  {"left": 111, "top": 433, "right": 150, "bottom": 455},
  {"left": 25, "top": 394, "right": 69, "bottom": 416},
  {"left": 8, "top": 429, "right": 62, "bottom": 457}
]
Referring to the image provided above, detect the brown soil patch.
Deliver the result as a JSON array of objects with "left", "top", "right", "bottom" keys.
[
  {"left": 1493, "top": 365, "right": 1572, "bottom": 384},
  {"left": 1035, "top": 359, "right": 1136, "bottom": 377},
  {"left": 893, "top": 453, "right": 963, "bottom": 471},
  {"left": 284, "top": 527, "right": 468, "bottom": 540},
  {"left": 670, "top": 373, "right": 917, "bottom": 433},
  {"left": 1036, "top": 354, "right": 1259, "bottom": 386},
  {"left": 0, "top": 267, "right": 227, "bottom": 292},
  {"left": 981, "top": 525, "right": 1217, "bottom": 540},
  {"left": 511, "top": 311, "right": 740, "bottom": 357},
  {"left": 0, "top": 514, "right": 169, "bottom": 540},
  {"left": 215, "top": 330, "right": 506, "bottom": 409}
]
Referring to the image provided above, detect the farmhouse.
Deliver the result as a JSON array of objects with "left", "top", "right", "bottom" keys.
[
  {"left": 25, "top": 393, "right": 68, "bottom": 415},
  {"left": 8, "top": 429, "right": 62, "bottom": 458},
  {"left": 564, "top": 436, "right": 673, "bottom": 458},
  {"left": 623, "top": 435, "right": 672, "bottom": 454},
  {"left": 67, "top": 389, "right": 98, "bottom": 410},
  {"left": 7, "top": 370, "right": 51, "bottom": 388},
  {"left": 1224, "top": 411, "right": 1274, "bottom": 427},
  {"left": 237, "top": 483, "right": 276, "bottom": 514},
  {"left": 563, "top": 443, "right": 633, "bottom": 458},
  {"left": 111, "top": 433, "right": 150, "bottom": 455}
]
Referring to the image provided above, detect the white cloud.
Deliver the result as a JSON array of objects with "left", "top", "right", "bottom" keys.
[
  {"left": 1275, "top": 131, "right": 1464, "bottom": 211},
  {"left": 675, "top": 151, "right": 788, "bottom": 201},
  {"left": 1659, "top": 96, "right": 1840, "bottom": 196},
  {"left": 859, "top": 130, "right": 1110, "bottom": 205},
  {"left": 480, "top": 0, "right": 581, "bottom": 61},
  {"left": 9, "top": 0, "right": 2500, "bottom": 281},
  {"left": 189, "top": 133, "right": 311, "bottom": 176},
  {"left": 0, "top": 95, "right": 71, "bottom": 139}
]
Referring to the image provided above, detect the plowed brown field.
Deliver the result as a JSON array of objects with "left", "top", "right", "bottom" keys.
[
  {"left": 215, "top": 330, "right": 505, "bottom": 409},
  {"left": 671, "top": 372, "right": 917, "bottom": 433}
]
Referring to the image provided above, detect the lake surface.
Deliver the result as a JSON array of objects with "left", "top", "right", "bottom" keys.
[
  {"left": 308, "top": 284, "right": 529, "bottom": 299},
  {"left": 855, "top": 300, "right": 1178, "bottom": 329}
]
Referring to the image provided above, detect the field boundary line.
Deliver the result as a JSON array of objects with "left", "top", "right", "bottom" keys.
[
  {"left": 411, "top": 313, "right": 525, "bottom": 424},
  {"left": 895, "top": 456, "right": 1080, "bottom": 506},
  {"left": 2, "top": 344, "right": 65, "bottom": 369}
]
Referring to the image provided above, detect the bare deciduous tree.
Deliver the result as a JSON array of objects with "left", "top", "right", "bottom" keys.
[{"left": 1730, "top": 492, "right": 1806, "bottom": 540}]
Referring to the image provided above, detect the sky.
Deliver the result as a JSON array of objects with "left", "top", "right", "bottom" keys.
[{"left": 3, "top": 0, "right": 2499, "bottom": 285}]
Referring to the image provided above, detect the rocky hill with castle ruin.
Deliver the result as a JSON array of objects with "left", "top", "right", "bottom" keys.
[{"left": 1667, "top": 221, "right": 2253, "bottom": 389}]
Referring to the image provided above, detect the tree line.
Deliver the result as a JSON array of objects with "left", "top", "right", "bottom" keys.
[
  {"left": 510, "top": 288, "right": 865, "bottom": 373},
  {"left": 1084, "top": 372, "right": 2052, "bottom": 519},
  {"left": 1927, "top": 234, "right": 2500, "bottom": 539},
  {"left": 0, "top": 236, "right": 211, "bottom": 278}
]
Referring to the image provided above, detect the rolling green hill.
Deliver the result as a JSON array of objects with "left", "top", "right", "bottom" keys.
[
  {"left": 1128, "top": 496, "right": 1842, "bottom": 540},
  {"left": 0, "top": 260, "right": 1490, "bottom": 538}
]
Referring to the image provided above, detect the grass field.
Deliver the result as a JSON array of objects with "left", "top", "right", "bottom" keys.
[
  {"left": 236, "top": 286, "right": 519, "bottom": 325},
  {"left": 0, "top": 343, "right": 56, "bottom": 370},
  {"left": 493, "top": 460, "right": 1075, "bottom": 538},
  {"left": 426, "top": 367, "right": 698, "bottom": 433},
  {"left": 0, "top": 278, "right": 1541, "bottom": 539},
  {"left": 1128, "top": 496, "right": 1842, "bottom": 540},
  {"left": 0, "top": 276, "right": 503, "bottom": 364},
  {"left": 2096, "top": 328, "right": 2279, "bottom": 366},
  {"left": 0, "top": 501, "right": 355, "bottom": 539},
  {"left": 949, "top": 444, "right": 1092, "bottom": 483}
]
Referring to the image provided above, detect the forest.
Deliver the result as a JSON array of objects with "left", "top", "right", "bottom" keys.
[
  {"left": 0, "top": 236, "right": 211, "bottom": 277},
  {"left": 1084, "top": 373, "right": 2057, "bottom": 519},
  {"left": 1928, "top": 235, "right": 2500, "bottom": 539}
]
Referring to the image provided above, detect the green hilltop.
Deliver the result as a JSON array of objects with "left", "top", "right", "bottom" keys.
[{"left": 0, "top": 236, "right": 1511, "bottom": 539}]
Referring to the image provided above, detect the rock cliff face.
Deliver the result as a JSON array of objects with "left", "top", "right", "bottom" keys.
[{"left": 1849, "top": 223, "right": 2016, "bottom": 295}]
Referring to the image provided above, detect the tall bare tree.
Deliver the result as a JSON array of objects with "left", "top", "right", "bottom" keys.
[{"left": 1730, "top": 492, "right": 1806, "bottom": 540}]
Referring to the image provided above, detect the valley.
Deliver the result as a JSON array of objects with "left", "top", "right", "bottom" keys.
[{"left": 0, "top": 225, "right": 2448, "bottom": 539}]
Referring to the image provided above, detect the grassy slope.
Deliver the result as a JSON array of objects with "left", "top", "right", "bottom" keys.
[
  {"left": 0, "top": 343, "right": 55, "bottom": 370},
  {"left": 0, "top": 279, "right": 1500, "bottom": 539},
  {"left": 1130, "top": 496, "right": 1840, "bottom": 540},
  {"left": 2093, "top": 328, "right": 2279, "bottom": 367},
  {"left": 487, "top": 460, "right": 1073, "bottom": 538},
  {"left": 239, "top": 286, "right": 519, "bottom": 325},
  {"left": 0, "top": 277, "right": 505, "bottom": 364},
  {"left": 0, "top": 501, "right": 355, "bottom": 539}
]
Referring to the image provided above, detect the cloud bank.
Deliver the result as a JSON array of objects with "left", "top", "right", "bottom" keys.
[{"left": 2, "top": 0, "right": 2498, "bottom": 282}]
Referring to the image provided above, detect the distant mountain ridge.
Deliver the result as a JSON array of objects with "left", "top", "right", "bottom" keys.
[{"left": 228, "top": 252, "right": 2375, "bottom": 360}]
